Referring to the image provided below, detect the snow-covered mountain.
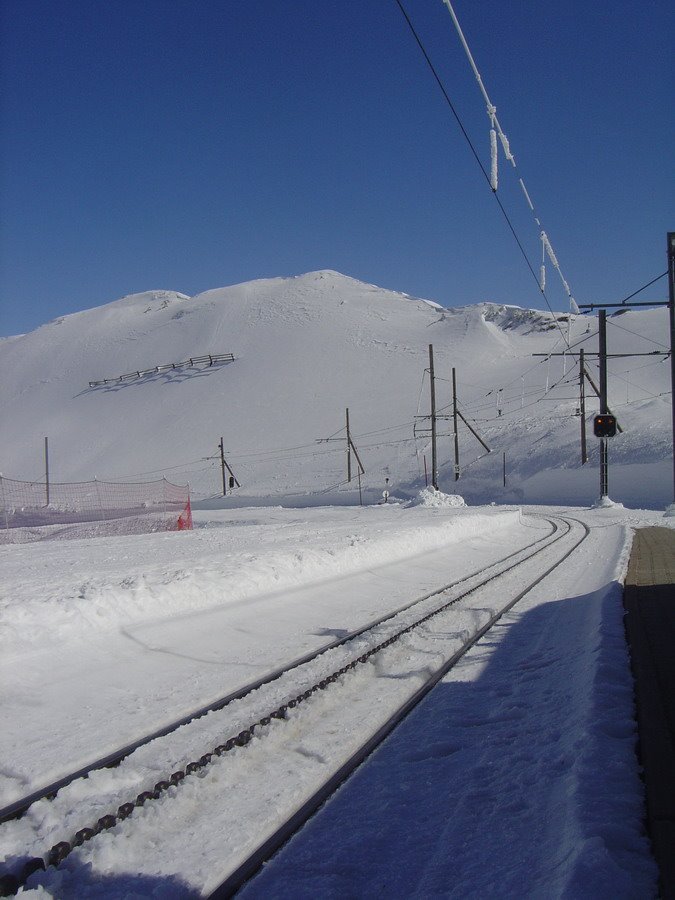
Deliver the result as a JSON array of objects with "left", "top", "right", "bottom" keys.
[{"left": 0, "top": 270, "right": 670, "bottom": 508}]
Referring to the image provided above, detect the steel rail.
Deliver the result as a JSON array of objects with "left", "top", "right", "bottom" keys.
[
  {"left": 209, "top": 515, "right": 590, "bottom": 898},
  {"left": 0, "top": 515, "right": 582, "bottom": 897},
  {"left": 0, "top": 513, "right": 557, "bottom": 826}
]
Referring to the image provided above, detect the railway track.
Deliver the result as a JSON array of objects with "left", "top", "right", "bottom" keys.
[
  {"left": 0, "top": 512, "right": 556, "bottom": 828},
  {"left": 0, "top": 513, "right": 589, "bottom": 897}
]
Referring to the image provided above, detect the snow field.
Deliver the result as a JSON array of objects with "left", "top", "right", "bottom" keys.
[
  {"left": 0, "top": 504, "right": 517, "bottom": 656},
  {"left": 1, "top": 504, "right": 666, "bottom": 897},
  {"left": 0, "top": 504, "right": 529, "bottom": 811}
]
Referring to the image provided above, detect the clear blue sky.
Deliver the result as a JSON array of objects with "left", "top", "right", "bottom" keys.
[{"left": 1, "top": 0, "right": 672, "bottom": 336}]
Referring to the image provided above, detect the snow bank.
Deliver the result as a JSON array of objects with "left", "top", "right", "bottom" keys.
[
  {"left": 592, "top": 496, "right": 625, "bottom": 510},
  {"left": 0, "top": 505, "right": 519, "bottom": 657},
  {"left": 409, "top": 487, "right": 467, "bottom": 508}
]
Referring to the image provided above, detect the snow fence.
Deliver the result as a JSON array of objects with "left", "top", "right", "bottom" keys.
[{"left": 0, "top": 476, "right": 192, "bottom": 543}]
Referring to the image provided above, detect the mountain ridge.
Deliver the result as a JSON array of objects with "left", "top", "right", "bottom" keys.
[{"left": 0, "top": 271, "right": 670, "bottom": 508}]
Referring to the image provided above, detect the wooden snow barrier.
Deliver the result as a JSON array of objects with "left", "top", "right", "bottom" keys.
[{"left": 88, "top": 353, "right": 235, "bottom": 388}]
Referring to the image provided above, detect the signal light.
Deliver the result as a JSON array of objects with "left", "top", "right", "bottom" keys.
[{"left": 593, "top": 414, "right": 617, "bottom": 438}]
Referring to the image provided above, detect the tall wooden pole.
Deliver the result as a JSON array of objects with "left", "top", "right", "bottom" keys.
[
  {"left": 429, "top": 345, "right": 438, "bottom": 490},
  {"left": 346, "top": 408, "right": 352, "bottom": 483},
  {"left": 219, "top": 437, "right": 227, "bottom": 495}
]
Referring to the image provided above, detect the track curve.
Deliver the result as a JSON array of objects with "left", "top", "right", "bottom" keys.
[{"left": 0, "top": 514, "right": 591, "bottom": 897}]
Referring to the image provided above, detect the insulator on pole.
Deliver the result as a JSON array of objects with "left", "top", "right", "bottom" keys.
[
  {"left": 540, "top": 265, "right": 546, "bottom": 292},
  {"left": 490, "top": 128, "right": 498, "bottom": 191}
]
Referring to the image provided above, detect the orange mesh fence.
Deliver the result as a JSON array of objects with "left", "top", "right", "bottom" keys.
[{"left": 0, "top": 476, "right": 192, "bottom": 543}]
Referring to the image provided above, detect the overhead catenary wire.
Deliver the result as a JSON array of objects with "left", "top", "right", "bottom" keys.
[
  {"left": 612, "top": 270, "right": 668, "bottom": 306},
  {"left": 439, "top": 0, "right": 580, "bottom": 319},
  {"left": 607, "top": 316, "right": 670, "bottom": 351},
  {"left": 392, "top": 0, "right": 571, "bottom": 350}
]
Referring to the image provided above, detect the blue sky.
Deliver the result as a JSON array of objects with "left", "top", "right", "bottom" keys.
[{"left": 0, "top": 0, "right": 672, "bottom": 336}]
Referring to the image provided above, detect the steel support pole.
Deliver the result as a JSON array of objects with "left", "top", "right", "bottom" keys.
[
  {"left": 452, "top": 367, "right": 460, "bottom": 481},
  {"left": 668, "top": 233, "right": 675, "bottom": 508},
  {"left": 579, "top": 349, "right": 587, "bottom": 464},
  {"left": 598, "top": 311, "right": 609, "bottom": 498},
  {"left": 429, "top": 345, "right": 438, "bottom": 490}
]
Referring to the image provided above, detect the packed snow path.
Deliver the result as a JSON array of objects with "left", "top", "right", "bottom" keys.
[{"left": 0, "top": 502, "right": 664, "bottom": 897}]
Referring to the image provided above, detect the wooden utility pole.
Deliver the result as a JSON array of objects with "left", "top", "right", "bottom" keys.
[
  {"left": 429, "top": 345, "right": 438, "bottom": 490},
  {"left": 346, "top": 408, "right": 352, "bottom": 482},
  {"left": 219, "top": 437, "right": 227, "bottom": 495},
  {"left": 533, "top": 352, "right": 624, "bottom": 434},
  {"left": 317, "top": 413, "right": 365, "bottom": 501},
  {"left": 579, "top": 349, "right": 588, "bottom": 465},
  {"left": 415, "top": 359, "right": 491, "bottom": 488},
  {"left": 218, "top": 438, "right": 240, "bottom": 496},
  {"left": 452, "top": 367, "right": 460, "bottom": 481}
]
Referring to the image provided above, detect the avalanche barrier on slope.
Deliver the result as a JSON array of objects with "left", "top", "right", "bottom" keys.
[{"left": 0, "top": 476, "right": 192, "bottom": 544}]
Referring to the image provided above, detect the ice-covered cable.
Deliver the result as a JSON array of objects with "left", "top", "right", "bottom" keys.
[
  {"left": 441, "top": 0, "right": 515, "bottom": 169},
  {"left": 499, "top": 129, "right": 514, "bottom": 165},
  {"left": 541, "top": 230, "right": 576, "bottom": 314},
  {"left": 441, "top": 0, "right": 579, "bottom": 316},
  {"left": 540, "top": 233, "right": 546, "bottom": 291},
  {"left": 490, "top": 128, "right": 498, "bottom": 191},
  {"left": 541, "top": 231, "right": 559, "bottom": 269}
]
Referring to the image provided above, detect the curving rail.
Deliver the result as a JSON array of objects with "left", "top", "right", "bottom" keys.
[{"left": 0, "top": 514, "right": 589, "bottom": 898}]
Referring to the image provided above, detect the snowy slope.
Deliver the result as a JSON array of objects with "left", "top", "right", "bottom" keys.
[{"left": 0, "top": 271, "right": 670, "bottom": 507}]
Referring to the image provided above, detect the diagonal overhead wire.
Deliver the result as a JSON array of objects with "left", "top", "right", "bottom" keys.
[
  {"left": 439, "top": 0, "right": 578, "bottom": 316},
  {"left": 392, "top": 0, "right": 571, "bottom": 349}
]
